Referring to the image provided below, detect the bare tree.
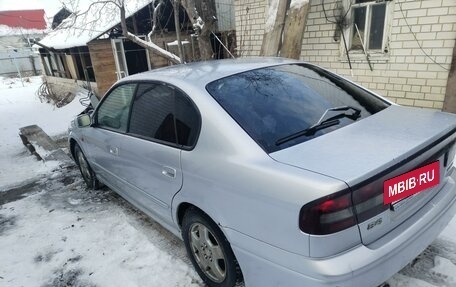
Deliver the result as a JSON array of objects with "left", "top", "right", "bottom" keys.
[
  {"left": 261, "top": 0, "right": 288, "bottom": 57},
  {"left": 63, "top": 0, "right": 216, "bottom": 64},
  {"left": 117, "top": 0, "right": 182, "bottom": 63},
  {"left": 181, "top": 0, "right": 216, "bottom": 60},
  {"left": 281, "top": 0, "right": 311, "bottom": 59}
]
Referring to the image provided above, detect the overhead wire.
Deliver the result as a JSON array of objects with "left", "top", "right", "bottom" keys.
[
  {"left": 322, "top": 0, "right": 353, "bottom": 73},
  {"left": 397, "top": 0, "right": 449, "bottom": 71}
]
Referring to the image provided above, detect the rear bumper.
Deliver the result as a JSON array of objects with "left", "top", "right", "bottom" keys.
[{"left": 226, "top": 171, "right": 456, "bottom": 287}]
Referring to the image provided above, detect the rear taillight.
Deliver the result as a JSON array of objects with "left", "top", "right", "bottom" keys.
[
  {"left": 445, "top": 141, "right": 455, "bottom": 167},
  {"left": 299, "top": 191, "right": 356, "bottom": 235},
  {"left": 352, "top": 180, "right": 389, "bottom": 222},
  {"left": 300, "top": 181, "right": 390, "bottom": 235}
]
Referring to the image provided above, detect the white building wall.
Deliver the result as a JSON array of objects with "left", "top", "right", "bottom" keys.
[
  {"left": 235, "top": 0, "right": 268, "bottom": 56},
  {"left": 234, "top": 0, "right": 456, "bottom": 109}
]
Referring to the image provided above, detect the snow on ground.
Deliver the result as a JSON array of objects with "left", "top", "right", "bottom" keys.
[
  {"left": 0, "top": 77, "right": 203, "bottom": 287},
  {"left": 0, "top": 25, "right": 47, "bottom": 37},
  {"left": 0, "top": 77, "right": 456, "bottom": 287},
  {"left": 0, "top": 168, "right": 202, "bottom": 287},
  {"left": 0, "top": 76, "right": 83, "bottom": 189}
]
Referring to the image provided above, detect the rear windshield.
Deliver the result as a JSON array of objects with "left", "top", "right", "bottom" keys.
[{"left": 206, "top": 64, "right": 389, "bottom": 153}]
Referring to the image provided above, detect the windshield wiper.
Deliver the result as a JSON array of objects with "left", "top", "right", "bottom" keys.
[{"left": 275, "top": 106, "right": 361, "bottom": 146}]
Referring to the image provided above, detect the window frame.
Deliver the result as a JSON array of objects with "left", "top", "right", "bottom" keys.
[
  {"left": 93, "top": 80, "right": 201, "bottom": 151},
  {"left": 93, "top": 82, "right": 137, "bottom": 133},
  {"left": 341, "top": 0, "right": 393, "bottom": 59}
]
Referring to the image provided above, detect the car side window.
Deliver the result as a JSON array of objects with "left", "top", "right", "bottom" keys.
[
  {"left": 129, "top": 83, "right": 199, "bottom": 147},
  {"left": 96, "top": 84, "right": 136, "bottom": 132}
]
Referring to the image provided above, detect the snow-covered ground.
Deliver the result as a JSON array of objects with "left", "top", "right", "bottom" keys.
[
  {"left": 0, "top": 169, "right": 202, "bottom": 286},
  {"left": 0, "top": 77, "right": 203, "bottom": 287},
  {"left": 0, "top": 76, "right": 83, "bottom": 189},
  {"left": 0, "top": 77, "right": 455, "bottom": 287}
]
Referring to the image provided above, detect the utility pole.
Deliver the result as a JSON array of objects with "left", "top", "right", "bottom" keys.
[
  {"left": 173, "top": 0, "right": 184, "bottom": 63},
  {"left": 9, "top": 48, "right": 24, "bottom": 87}
]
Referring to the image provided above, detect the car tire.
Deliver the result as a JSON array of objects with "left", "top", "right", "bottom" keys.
[
  {"left": 182, "top": 208, "right": 243, "bottom": 287},
  {"left": 74, "top": 144, "right": 100, "bottom": 190}
]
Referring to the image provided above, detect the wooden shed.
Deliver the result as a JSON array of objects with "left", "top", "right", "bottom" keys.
[{"left": 37, "top": 0, "right": 236, "bottom": 97}]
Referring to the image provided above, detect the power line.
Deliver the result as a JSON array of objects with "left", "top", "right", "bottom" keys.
[
  {"left": 397, "top": 0, "right": 449, "bottom": 71},
  {"left": 322, "top": 0, "right": 352, "bottom": 25}
]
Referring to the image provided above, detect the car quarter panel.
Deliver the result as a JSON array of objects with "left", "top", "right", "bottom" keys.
[
  {"left": 226, "top": 170, "right": 456, "bottom": 287},
  {"left": 170, "top": 87, "right": 350, "bottom": 257}
]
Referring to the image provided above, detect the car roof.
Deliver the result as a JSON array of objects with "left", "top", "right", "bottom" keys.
[{"left": 118, "top": 57, "right": 302, "bottom": 87}]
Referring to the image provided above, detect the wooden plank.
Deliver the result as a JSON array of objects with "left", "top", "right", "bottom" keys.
[
  {"left": 19, "top": 125, "right": 72, "bottom": 164},
  {"left": 281, "top": 1, "right": 310, "bottom": 59},
  {"left": 260, "top": 0, "right": 288, "bottom": 57},
  {"left": 19, "top": 125, "right": 57, "bottom": 152},
  {"left": 88, "top": 40, "right": 117, "bottom": 98},
  {"left": 443, "top": 43, "right": 456, "bottom": 113}
]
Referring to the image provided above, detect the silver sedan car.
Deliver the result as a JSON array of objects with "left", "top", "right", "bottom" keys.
[{"left": 68, "top": 58, "right": 456, "bottom": 287}]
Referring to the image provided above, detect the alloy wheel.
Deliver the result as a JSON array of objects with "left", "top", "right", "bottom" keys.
[
  {"left": 77, "top": 150, "right": 92, "bottom": 182},
  {"left": 189, "top": 222, "right": 227, "bottom": 283}
]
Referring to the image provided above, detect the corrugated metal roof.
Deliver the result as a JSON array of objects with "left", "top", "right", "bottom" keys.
[{"left": 0, "top": 9, "right": 46, "bottom": 30}]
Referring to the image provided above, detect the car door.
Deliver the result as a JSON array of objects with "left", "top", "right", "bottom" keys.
[
  {"left": 82, "top": 83, "right": 136, "bottom": 191},
  {"left": 117, "top": 82, "right": 200, "bottom": 222}
]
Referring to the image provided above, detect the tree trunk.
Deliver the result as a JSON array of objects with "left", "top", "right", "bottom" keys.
[
  {"left": 281, "top": 0, "right": 310, "bottom": 59},
  {"left": 181, "top": 0, "right": 215, "bottom": 60},
  {"left": 120, "top": 3, "right": 181, "bottom": 64},
  {"left": 260, "top": 0, "right": 288, "bottom": 57},
  {"left": 197, "top": 32, "right": 214, "bottom": 60},
  {"left": 443, "top": 43, "right": 456, "bottom": 113}
]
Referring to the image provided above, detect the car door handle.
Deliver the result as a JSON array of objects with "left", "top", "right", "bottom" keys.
[
  {"left": 161, "top": 166, "right": 176, "bottom": 178},
  {"left": 109, "top": 147, "right": 119, "bottom": 156}
]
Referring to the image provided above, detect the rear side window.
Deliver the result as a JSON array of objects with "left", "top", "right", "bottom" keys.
[
  {"left": 206, "top": 64, "right": 389, "bottom": 153},
  {"left": 96, "top": 84, "right": 136, "bottom": 132},
  {"left": 128, "top": 83, "right": 199, "bottom": 147}
]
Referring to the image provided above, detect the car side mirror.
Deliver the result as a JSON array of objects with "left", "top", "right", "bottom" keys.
[{"left": 76, "top": 114, "right": 92, "bottom": 128}]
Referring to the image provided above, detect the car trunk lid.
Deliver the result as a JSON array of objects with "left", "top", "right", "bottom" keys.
[{"left": 270, "top": 105, "right": 456, "bottom": 245}]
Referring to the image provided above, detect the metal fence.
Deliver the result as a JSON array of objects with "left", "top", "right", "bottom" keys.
[{"left": 0, "top": 48, "right": 41, "bottom": 77}]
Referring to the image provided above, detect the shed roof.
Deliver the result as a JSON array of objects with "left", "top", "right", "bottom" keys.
[
  {"left": 39, "top": 0, "right": 152, "bottom": 50},
  {"left": 0, "top": 9, "right": 46, "bottom": 30}
]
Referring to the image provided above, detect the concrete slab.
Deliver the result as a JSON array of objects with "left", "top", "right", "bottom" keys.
[{"left": 19, "top": 125, "right": 72, "bottom": 167}]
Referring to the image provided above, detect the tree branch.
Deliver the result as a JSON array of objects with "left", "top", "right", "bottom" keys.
[
  {"left": 119, "top": 3, "right": 181, "bottom": 64},
  {"left": 181, "top": 0, "right": 215, "bottom": 60},
  {"left": 147, "top": 0, "right": 164, "bottom": 42}
]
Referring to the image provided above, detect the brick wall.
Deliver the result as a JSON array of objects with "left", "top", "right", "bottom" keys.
[
  {"left": 234, "top": 0, "right": 267, "bottom": 56},
  {"left": 234, "top": 0, "right": 456, "bottom": 109}
]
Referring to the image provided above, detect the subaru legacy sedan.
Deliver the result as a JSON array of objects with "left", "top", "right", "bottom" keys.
[{"left": 68, "top": 58, "right": 456, "bottom": 287}]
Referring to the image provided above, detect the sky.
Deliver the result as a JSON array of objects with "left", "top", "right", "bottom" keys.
[{"left": 0, "top": 0, "right": 64, "bottom": 17}]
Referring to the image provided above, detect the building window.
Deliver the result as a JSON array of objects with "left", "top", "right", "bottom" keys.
[{"left": 349, "top": 0, "right": 388, "bottom": 52}]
